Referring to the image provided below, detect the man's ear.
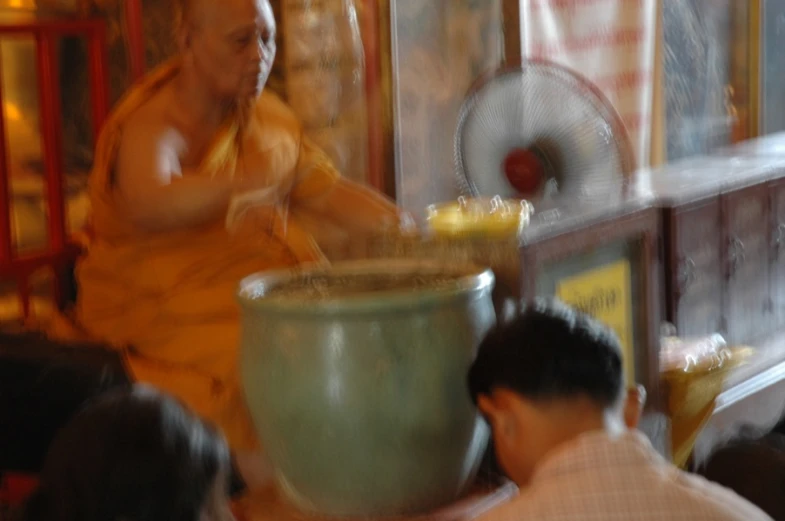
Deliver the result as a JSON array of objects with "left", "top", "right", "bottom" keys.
[
  {"left": 478, "top": 391, "right": 518, "bottom": 439},
  {"left": 623, "top": 385, "right": 647, "bottom": 429},
  {"left": 477, "top": 394, "right": 497, "bottom": 421}
]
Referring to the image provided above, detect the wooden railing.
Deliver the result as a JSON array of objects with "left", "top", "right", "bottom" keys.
[
  {"left": 0, "top": 10, "right": 133, "bottom": 512},
  {"left": 0, "top": 19, "right": 109, "bottom": 318},
  {"left": 124, "top": 0, "right": 145, "bottom": 82}
]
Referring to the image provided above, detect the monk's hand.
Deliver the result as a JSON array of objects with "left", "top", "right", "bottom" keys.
[
  {"left": 340, "top": 211, "right": 416, "bottom": 260},
  {"left": 231, "top": 173, "right": 284, "bottom": 197},
  {"left": 320, "top": 212, "right": 409, "bottom": 261},
  {"left": 225, "top": 185, "right": 282, "bottom": 233},
  {"left": 379, "top": 211, "right": 418, "bottom": 239}
]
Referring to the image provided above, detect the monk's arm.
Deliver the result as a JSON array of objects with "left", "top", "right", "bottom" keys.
[
  {"left": 314, "top": 180, "right": 399, "bottom": 231},
  {"left": 115, "top": 122, "right": 236, "bottom": 232},
  {"left": 291, "top": 138, "right": 400, "bottom": 232}
]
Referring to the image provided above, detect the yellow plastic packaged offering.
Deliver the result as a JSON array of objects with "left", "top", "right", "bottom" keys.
[
  {"left": 425, "top": 195, "right": 534, "bottom": 239},
  {"left": 659, "top": 331, "right": 754, "bottom": 468}
]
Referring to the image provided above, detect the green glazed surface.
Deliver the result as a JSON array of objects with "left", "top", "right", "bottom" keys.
[{"left": 238, "top": 260, "right": 496, "bottom": 518}]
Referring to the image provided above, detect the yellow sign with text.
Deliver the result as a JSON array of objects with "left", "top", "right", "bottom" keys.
[{"left": 556, "top": 260, "right": 635, "bottom": 382}]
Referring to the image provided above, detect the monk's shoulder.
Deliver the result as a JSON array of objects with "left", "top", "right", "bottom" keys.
[
  {"left": 114, "top": 98, "right": 184, "bottom": 185},
  {"left": 254, "top": 90, "right": 302, "bottom": 131},
  {"left": 256, "top": 89, "right": 291, "bottom": 113},
  {"left": 120, "top": 92, "right": 182, "bottom": 154}
]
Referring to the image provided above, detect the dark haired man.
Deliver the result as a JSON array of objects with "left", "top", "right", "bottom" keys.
[{"left": 469, "top": 299, "right": 771, "bottom": 521}]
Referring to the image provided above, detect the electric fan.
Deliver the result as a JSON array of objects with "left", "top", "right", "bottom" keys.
[{"left": 455, "top": 60, "right": 636, "bottom": 205}]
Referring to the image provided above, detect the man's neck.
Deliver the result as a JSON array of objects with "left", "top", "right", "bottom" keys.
[
  {"left": 537, "top": 402, "right": 628, "bottom": 463},
  {"left": 172, "top": 65, "right": 233, "bottom": 129},
  {"left": 550, "top": 413, "right": 609, "bottom": 443}
]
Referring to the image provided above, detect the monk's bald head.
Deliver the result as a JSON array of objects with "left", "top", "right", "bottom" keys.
[
  {"left": 175, "top": 0, "right": 276, "bottom": 101},
  {"left": 175, "top": 0, "right": 210, "bottom": 30},
  {"left": 175, "top": 0, "right": 273, "bottom": 31}
]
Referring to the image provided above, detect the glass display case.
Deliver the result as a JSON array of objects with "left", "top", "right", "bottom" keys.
[
  {"left": 382, "top": 0, "right": 505, "bottom": 217},
  {"left": 280, "top": 0, "right": 369, "bottom": 184},
  {"left": 662, "top": 0, "right": 756, "bottom": 161},
  {"left": 761, "top": 0, "right": 785, "bottom": 135}
]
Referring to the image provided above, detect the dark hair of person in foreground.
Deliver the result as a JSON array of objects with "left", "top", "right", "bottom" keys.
[
  {"left": 20, "top": 385, "right": 234, "bottom": 521},
  {"left": 468, "top": 298, "right": 624, "bottom": 408},
  {"left": 698, "top": 431, "right": 785, "bottom": 521}
]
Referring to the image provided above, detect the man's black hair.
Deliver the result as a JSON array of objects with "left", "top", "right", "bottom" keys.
[
  {"left": 468, "top": 298, "right": 624, "bottom": 408},
  {"left": 21, "top": 385, "right": 231, "bottom": 521}
]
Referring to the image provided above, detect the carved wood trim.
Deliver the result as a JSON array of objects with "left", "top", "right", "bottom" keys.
[
  {"left": 521, "top": 206, "right": 659, "bottom": 264},
  {"left": 518, "top": 206, "right": 662, "bottom": 409}
]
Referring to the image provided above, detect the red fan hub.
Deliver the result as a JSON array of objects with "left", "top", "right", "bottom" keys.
[{"left": 502, "top": 148, "right": 544, "bottom": 194}]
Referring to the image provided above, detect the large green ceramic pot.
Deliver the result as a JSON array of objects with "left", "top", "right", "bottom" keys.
[{"left": 238, "top": 259, "right": 495, "bottom": 518}]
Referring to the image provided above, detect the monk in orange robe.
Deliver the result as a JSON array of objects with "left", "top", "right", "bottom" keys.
[{"left": 73, "top": 0, "right": 400, "bottom": 479}]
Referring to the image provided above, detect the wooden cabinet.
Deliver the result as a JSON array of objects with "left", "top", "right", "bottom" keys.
[
  {"left": 664, "top": 183, "right": 775, "bottom": 346},
  {"left": 770, "top": 179, "right": 785, "bottom": 329},
  {"left": 663, "top": 197, "right": 724, "bottom": 338},
  {"left": 518, "top": 203, "right": 662, "bottom": 396},
  {"left": 722, "top": 184, "right": 771, "bottom": 344}
]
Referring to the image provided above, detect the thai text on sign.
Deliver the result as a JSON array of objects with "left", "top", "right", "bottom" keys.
[{"left": 556, "top": 259, "right": 636, "bottom": 381}]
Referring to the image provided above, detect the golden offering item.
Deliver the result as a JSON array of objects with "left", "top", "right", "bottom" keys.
[
  {"left": 659, "top": 333, "right": 754, "bottom": 468},
  {"left": 426, "top": 196, "right": 534, "bottom": 238}
]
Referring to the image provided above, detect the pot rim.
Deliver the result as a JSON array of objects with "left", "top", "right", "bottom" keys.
[{"left": 236, "top": 258, "right": 495, "bottom": 314}]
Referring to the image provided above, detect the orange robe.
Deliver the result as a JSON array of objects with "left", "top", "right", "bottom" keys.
[{"left": 74, "top": 60, "right": 395, "bottom": 450}]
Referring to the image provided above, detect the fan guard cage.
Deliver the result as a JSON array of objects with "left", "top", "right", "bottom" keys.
[{"left": 454, "top": 59, "right": 637, "bottom": 203}]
